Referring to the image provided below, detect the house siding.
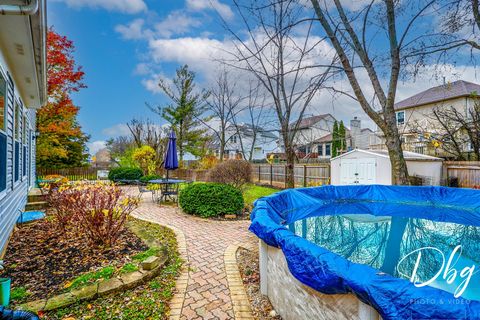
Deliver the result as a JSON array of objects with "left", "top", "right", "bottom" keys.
[{"left": 0, "top": 58, "right": 37, "bottom": 256}]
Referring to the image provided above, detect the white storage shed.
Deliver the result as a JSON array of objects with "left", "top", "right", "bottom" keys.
[{"left": 330, "top": 149, "right": 443, "bottom": 186}]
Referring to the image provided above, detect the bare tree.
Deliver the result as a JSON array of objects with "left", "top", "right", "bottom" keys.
[
  {"left": 441, "top": 0, "right": 480, "bottom": 51},
  {"left": 429, "top": 99, "right": 480, "bottom": 160},
  {"left": 225, "top": 0, "right": 335, "bottom": 187},
  {"left": 200, "top": 69, "right": 244, "bottom": 161},
  {"left": 106, "top": 136, "right": 134, "bottom": 165},
  {"left": 231, "top": 80, "right": 274, "bottom": 161},
  {"left": 126, "top": 118, "right": 167, "bottom": 166},
  {"left": 309, "top": 0, "right": 441, "bottom": 185}
]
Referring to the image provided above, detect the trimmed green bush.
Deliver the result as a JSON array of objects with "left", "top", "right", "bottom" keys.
[
  {"left": 179, "top": 183, "right": 244, "bottom": 218},
  {"left": 139, "top": 174, "right": 161, "bottom": 183},
  {"left": 108, "top": 167, "right": 144, "bottom": 181}
]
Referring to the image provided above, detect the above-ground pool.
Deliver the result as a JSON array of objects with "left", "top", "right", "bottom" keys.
[{"left": 250, "top": 185, "right": 480, "bottom": 320}]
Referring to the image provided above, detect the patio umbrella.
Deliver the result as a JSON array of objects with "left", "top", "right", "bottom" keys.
[{"left": 164, "top": 129, "right": 179, "bottom": 180}]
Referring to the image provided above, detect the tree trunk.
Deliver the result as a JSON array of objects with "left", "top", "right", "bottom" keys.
[
  {"left": 219, "top": 131, "right": 225, "bottom": 162},
  {"left": 285, "top": 144, "right": 295, "bottom": 188},
  {"left": 384, "top": 129, "right": 410, "bottom": 185}
]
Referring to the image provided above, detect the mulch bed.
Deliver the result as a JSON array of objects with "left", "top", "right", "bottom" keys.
[
  {"left": 3, "top": 216, "right": 148, "bottom": 302},
  {"left": 237, "top": 247, "right": 282, "bottom": 320}
]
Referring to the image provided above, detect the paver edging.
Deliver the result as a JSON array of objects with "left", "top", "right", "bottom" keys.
[{"left": 225, "top": 243, "right": 255, "bottom": 320}]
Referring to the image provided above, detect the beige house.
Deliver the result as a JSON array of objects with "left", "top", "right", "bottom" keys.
[{"left": 371, "top": 80, "right": 480, "bottom": 158}]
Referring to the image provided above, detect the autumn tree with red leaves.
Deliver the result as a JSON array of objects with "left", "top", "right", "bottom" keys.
[{"left": 36, "top": 28, "right": 89, "bottom": 168}]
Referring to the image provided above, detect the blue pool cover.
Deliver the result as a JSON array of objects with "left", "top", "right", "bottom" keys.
[
  {"left": 250, "top": 185, "right": 480, "bottom": 320},
  {"left": 17, "top": 211, "right": 45, "bottom": 224}
]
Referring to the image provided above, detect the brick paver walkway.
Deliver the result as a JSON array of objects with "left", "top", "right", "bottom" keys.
[{"left": 132, "top": 195, "right": 256, "bottom": 320}]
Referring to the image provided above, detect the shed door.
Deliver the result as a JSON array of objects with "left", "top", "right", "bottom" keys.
[{"left": 340, "top": 158, "right": 376, "bottom": 185}]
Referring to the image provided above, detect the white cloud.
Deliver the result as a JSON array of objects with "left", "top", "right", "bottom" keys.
[
  {"left": 154, "top": 11, "right": 202, "bottom": 38},
  {"left": 115, "top": 19, "right": 151, "bottom": 40},
  {"left": 115, "top": 11, "right": 201, "bottom": 41},
  {"left": 87, "top": 140, "right": 107, "bottom": 155},
  {"left": 102, "top": 124, "right": 131, "bottom": 137},
  {"left": 133, "top": 63, "right": 151, "bottom": 76},
  {"left": 148, "top": 37, "right": 226, "bottom": 72},
  {"left": 51, "top": 0, "right": 147, "bottom": 14},
  {"left": 186, "top": 0, "right": 234, "bottom": 20}
]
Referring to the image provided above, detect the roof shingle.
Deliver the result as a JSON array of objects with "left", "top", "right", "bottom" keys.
[{"left": 394, "top": 80, "right": 480, "bottom": 110}]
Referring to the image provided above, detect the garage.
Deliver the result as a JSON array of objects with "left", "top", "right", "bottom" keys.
[{"left": 330, "top": 149, "right": 443, "bottom": 186}]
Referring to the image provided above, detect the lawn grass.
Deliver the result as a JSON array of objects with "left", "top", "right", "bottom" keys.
[{"left": 243, "top": 184, "right": 278, "bottom": 205}]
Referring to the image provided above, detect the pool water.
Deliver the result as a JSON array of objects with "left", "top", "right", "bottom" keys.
[{"left": 288, "top": 201, "right": 480, "bottom": 301}]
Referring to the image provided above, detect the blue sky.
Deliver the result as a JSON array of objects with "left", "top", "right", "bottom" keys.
[
  {"left": 48, "top": 0, "right": 480, "bottom": 155},
  {"left": 48, "top": 0, "right": 233, "bottom": 154}
]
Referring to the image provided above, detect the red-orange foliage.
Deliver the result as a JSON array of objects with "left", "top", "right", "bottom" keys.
[
  {"left": 46, "top": 29, "right": 86, "bottom": 97},
  {"left": 37, "top": 28, "right": 89, "bottom": 168}
]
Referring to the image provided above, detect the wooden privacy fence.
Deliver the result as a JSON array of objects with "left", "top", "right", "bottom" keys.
[
  {"left": 251, "top": 164, "right": 330, "bottom": 188},
  {"left": 37, "top": 167, "right": 101, "bottom": 181},
  {"left": 443, "top": 161, "right": 480, "bottom": 188}
]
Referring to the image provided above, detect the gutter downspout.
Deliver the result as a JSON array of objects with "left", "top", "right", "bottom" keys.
[{"left": 0, "top": 0, "right": 38, "bottom": 15}]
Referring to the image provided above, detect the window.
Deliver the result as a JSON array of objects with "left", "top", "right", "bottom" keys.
[
  {"left": 0, "top": 72, "right": 6, "bottom": 192},
  {"left": 396, "top": 111, "right": 405, "bottom": 125},
  {"left": 318, "top": 144, "right": 323, "bottom": 156},
  {"left": 325, "top": 144, "right": 331, "bottom": 156},
  {"left": 231, "top": 135, "right": 237, "bottom": 144}
]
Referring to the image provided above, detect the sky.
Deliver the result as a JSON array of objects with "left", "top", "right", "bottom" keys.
[{"left": 48, "top": 0, "right": 480, "bottom": 155}]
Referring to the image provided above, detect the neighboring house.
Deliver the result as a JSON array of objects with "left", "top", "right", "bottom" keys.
[
  {"left": 292, "top": 114, "right": 336, "bottom": 148},
  {"left": 0, "top": 1, "right": 47, "bottom": 255},
  {"left": 93, "top": 148, "right": 112, "bottom": 168},
  {"left": 296, "top": 115, "right": 376, "bottom": 160},
  {"left": 210, "top": 123, "right": 278, "bottom": 161},
  {"left": 371, "top": 80, "right": 480, "bottom": 157}
]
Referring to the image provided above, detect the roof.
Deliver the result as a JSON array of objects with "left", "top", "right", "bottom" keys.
[
  {"left": 313, "top": 129, "right": 351, "bottom": 144},
  {"left": 394, "top": 80, "right": 480, "bottom": 110},
  {"left": 230, "top": 123, "right": 278, "bottom": 140},
  {"left": 0, "top": 0, "right": 47, "bottom": 109},
  {"left": 291, "top": 114, "right": 334, "bottom": 129},
  {"left": 331, "top": 149, "right": 443, "bottom": 162}
]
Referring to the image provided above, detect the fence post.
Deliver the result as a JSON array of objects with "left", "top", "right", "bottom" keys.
[
  {"left": 258, "top": 165, "right": 261, "bottom": 183},
  {"left": 303, "top": 165, "right": 307, "bottom": 187},
  {"left": 270, "top": 164, "right": 273, "bottom": 186}
]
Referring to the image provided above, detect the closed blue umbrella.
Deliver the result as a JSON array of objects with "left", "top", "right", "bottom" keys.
[{"left": 164, "top": 129, "right": 178, "bottom": 179}]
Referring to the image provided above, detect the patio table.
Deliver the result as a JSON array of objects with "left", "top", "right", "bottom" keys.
[{"left": 148, "top": 179, "right": 190, "bottom": 204}]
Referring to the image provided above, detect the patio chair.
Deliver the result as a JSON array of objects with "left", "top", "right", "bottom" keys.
[
  {"left": 137, "top": 181, "right": 156, "bottom": 202},
  {"left": 160, "top": 183, "right": 180, "bottom": 205}
]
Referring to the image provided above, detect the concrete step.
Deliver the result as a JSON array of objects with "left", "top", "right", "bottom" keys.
[
  {"left": 28, "top": 194, "right": 46, "bottom": 203},
  {"left": 25, "top": 201, "right": 48, "bottom": 211},
  {"left": 28, "top": 188, "right": 46, "bottom": 203}
]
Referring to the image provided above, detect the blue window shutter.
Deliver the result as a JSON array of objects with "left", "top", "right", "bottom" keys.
[
  {"left": 23, "top": 145, "right": 26, "bottom": 177},
  {"left": 14, "top": 141, "right": 19, "bottom": 182},
  {"left": 0, "top": 133, "right": 6, "bottom": 192}
]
